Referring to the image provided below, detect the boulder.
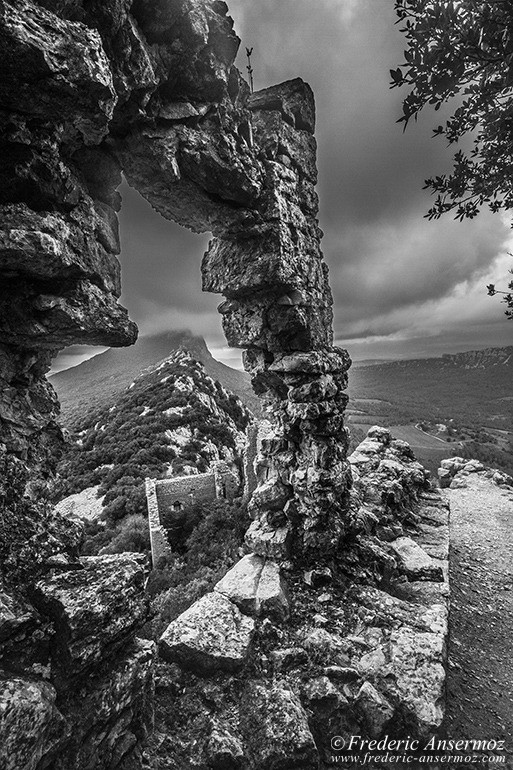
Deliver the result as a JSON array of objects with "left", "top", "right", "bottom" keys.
[
  {"left": 270, "top": 647, "right": 308, "bottom": 672},
  {"left": 256, "top": 560, "right": 290, "bottom": 621},
  {"left": 214, "top": 555, "right": 290, "bottom": 621},
  {"left": 31, "top": 554, "right": 148, "bottom": 678},
  {"left": 0, "top": 676, "right": 68, "bottom": 770},
  {"left": 241, "top": 682, "right": 318, "bottom": 769},
  {"left": 206, "top": 720, "right": 245, "bottom": 770},
  {"left": 214, "top": 554, "right": 265, "bottom": 615},
  {"left": 355, "top": 681, "right": 393, "bottom": 738},
  {"left": 245, "top": 520, "right": 291, "bottom": 559},
  {"left": 159, "top": 592, "right": 254, "bottom": 675},
  {"left": 389, "top": 536, "right": 443, "bottom": 581}
]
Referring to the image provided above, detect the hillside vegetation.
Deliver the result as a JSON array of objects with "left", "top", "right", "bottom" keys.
[
  {"left": 51, "top": 330, "right": 259, "bottom": 429},
  {"left": 348, "top": 346, "right": 513, "bottom": 476},
  {"left": 54, "top": 350, "right": 252, "bottom": 536}
]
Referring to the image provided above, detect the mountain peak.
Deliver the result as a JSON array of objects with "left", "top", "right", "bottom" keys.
[{"left": 51, "top": 330, "right": 259, "bottom": 429}]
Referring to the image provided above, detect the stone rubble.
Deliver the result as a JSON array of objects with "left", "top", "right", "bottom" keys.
[
  {"left": 154, "top": 427, "right": 450, "bottom": 767},
  {"left": 438, "top": 456, "right": 513, "bottom": 490}
]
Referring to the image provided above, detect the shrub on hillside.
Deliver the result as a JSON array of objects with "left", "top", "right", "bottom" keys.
[
  {"left": 100, "top": 514, "right": 150, "bottom": 555},
  {"left": 142, "top": 499, "right": 250, "bottom": 640}
]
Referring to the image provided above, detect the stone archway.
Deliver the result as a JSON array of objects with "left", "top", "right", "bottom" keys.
[{"left": 0, "top": 0, "right": 352, "bottom": 570}]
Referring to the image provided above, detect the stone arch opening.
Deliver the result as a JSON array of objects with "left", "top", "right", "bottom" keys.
[{"left": 0, "top": 0, "right": 352, "bottom": 570}]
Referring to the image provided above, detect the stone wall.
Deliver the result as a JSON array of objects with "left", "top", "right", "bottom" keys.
[
  {"left": 145, "top": 478, "right": 172, "bottom": 567},
  {"left": 145, "top": 461, "right": 240, "bottom": 565},
  {"left": 154, "top": 428, "right": 450, "bottom": 768}
]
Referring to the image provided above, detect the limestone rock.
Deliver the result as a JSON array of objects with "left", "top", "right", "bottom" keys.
[
  {"left": 270, "top": 647, "right": 308, "bottom": 672},
  {"left": 241, "top": 682, "right": 319, "bottom": 770},
  {"left": 302, "top": 676, "right": 346, "bottom": 711},
  {"left": 0, "top": 676, "right": 68, "bottom": 770},
  {"left": 159, "top": 592, "right": 255, "bottom": 675},
  {"left": 31, "top": 554, "right": 148, "bottom": 678},
  {"left": 389, "top": 536, "right": 443, "bottom": 582},
  {"left": 300, "top": 628, "right": 350, "bottom": 666},
  {"left": 0, "top": 0, "right": 116, "bottom": 143},
  {"left": 437, "top": 467, "right": 452, "bottom": 488},
  {"left": 355, "top": 682, "right": 393, "bottom": 738},
  {"left": 206, "top": 720, "right": 245, "bottom": 770},
  {"left": 245, "top": 520, "right": 291, "bottom": 559},
  {"left": 379, "top": 628, "right": 446, "bottom": 736},
  {"left": 256, "top": 560, "right": 290, "bottom": 621},
  {"left": 57, "top": 638, "right": 155, "bottom": 770},
  {"left": 249, "top": 78, "right": 316, "bottom": 133},
  {"left": 214, "top": 554, "right": 265, "bottom": 615}
]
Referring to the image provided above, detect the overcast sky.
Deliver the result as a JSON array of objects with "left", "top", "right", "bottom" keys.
[{"left": 56, "top": 0, "right": 512, "bottom": 373}]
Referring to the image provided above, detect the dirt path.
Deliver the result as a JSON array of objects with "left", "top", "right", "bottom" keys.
[{"left": 444, "top": 474, "right": 513, "bottom": 764}]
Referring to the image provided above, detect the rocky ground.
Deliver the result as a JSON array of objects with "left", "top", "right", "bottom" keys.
[{"left": 443, "top": 467, "right": 513, "bottom": 768}]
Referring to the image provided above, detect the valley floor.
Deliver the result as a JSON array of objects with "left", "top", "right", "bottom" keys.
[{"left": 444, "top": 475, "right": 513, "bottom": 767}]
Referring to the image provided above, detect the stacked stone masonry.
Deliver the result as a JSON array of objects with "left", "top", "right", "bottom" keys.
[{"left": 0, "top": 0, "right": 449, "bottom": 767}]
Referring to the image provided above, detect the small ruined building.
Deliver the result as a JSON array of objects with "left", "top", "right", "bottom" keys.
[
  {"left": 145, "top": 460, "right": 241, "bottom": 565},
  {"left": 145, "top": 423, "right": 269, "bottom": 565}
]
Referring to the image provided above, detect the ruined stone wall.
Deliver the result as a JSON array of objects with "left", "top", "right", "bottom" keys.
[
  {"left": 0, "top": 0, "right": 364, "bottom": 765},
  {"left": 146, "top": 462, "right": 240, "bottom": 564},
  {"left": 145, "top": 478, "right": 173, "bottom": 567},
  {"left": 156, "top": 472, "right": 217, "bottom": 509}
]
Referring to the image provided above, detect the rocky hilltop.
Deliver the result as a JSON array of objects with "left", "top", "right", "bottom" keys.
[
  {"left": 51, "top": 331, "right": 259, "bottom": 429},
  {"left": 55, "top": 349, "right": 251, "bottom": 531}
]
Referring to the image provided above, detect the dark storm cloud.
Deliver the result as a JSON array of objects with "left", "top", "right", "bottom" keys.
[
  {"left": 228, "top": 0, "right": 511, "bottom": 358},
  {"left": 58, "top": 0, "right": 509, "bottom": 375}
]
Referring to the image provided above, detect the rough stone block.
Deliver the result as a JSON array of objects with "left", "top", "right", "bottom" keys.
[
  {"left": 1, "top": 0, "right": 116, "bottom": 143},
  {"left": 249, "top": 78, "right": 316, "bottom": 133},
  {"left": 214, "top": 554, "right": 265, "bottom": 615},
  {"left": 355, "top": 681, "right": 394, "bottom": 738},
  {"left": 31, "top": 554, "right": 148, "bottom": 678},
  {"left": 256, "top": 560, "right": 290, "bottom": 622},
  {"left": 245, "top": 520, "right": 291, "bottom": 559},
  {"left": 379, "top": 628, "right": 445, "bottom": 736},
  {"left": 389, "top": 536, "right": 443, "bottom": 582},
  {"left": 240, "top": 682, "right": 318, "bottom": 770},
  {"left": 0, "top": 676, "right": 68, "bottom": 770},
  {"left": 159, "top": 592, "right": 254, "bottom": 675}
]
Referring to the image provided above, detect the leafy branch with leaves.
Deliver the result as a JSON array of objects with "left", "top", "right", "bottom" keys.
[{"left": 391, "top": 0, "right": 513, "bottom": 317}]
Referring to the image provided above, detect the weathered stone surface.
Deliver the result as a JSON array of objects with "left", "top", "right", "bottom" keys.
[
  {"left": 256, "top": 560, "right": 290, "bottom": 622},
  {"left": 214, "top": 554, "right": 265, "bottom": 614},
  {"left": 380, "top": 628, "right": 446, "bottom": 736},
  {"left": 214, "top": 555, "right": 289, "bottom": 621},
  {"left": 0, "top": 676, "right": 68, "bottom": 770},
  {"left": 53, "top": 638, "right": 155, "bottom": 770},
  {"left": 31, "top": 554, "right": 148, "bottom": 679},
  {"left": 302, "top": 676, "right": 346, "bottom": 711},
  {"left": 0, "top": 0, "right": 116, "bottom": 143},
  {"left": 206, "top": 719, "right": 245, "bottom": 770},
  {"left": 241, "top": 682, "right": 319, "bottom": 770},
  {"left": 270, "top": 647, "right": 309, "bottom": 672},
  {"left": 245, "top": 520, "right": 291, "bottom": 559},
  {"left": 355, "top": 681, "right": 394, "bottom": 738},
  {"left": 159, "top": 592, "right": 255, "bottom": 675},
  {"left": 389, "top": 536, "right": 443, "bottom": 582},
  {"left": 249, "top": 78, "right": 316, "bottom": 133}
]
